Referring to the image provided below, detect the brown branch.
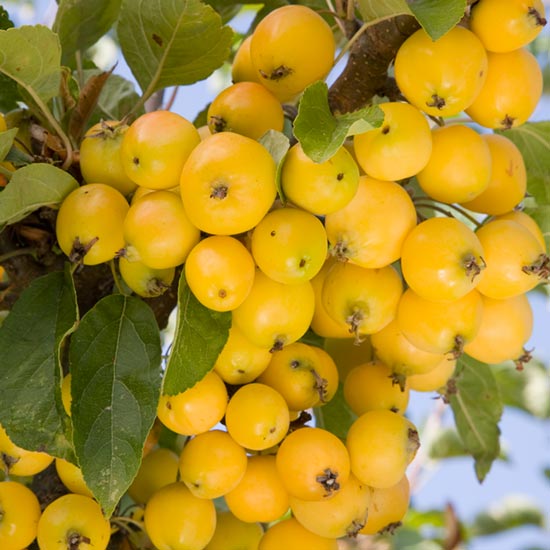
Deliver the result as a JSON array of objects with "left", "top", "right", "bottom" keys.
[{"left": 328, "top": 15, "right": 420, "bottom": 114}]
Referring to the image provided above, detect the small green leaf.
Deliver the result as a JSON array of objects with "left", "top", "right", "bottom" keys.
[
  {"left": 0, "top": 25, "right": 62, "bottom": 104},
  {"left": 259, "top": 129, "right": 290, "bottom": 203},
  {"left": 426, "top": 426, "right": 469, "bottom": 460},
  {"left": 0, "top": 163, "right": 78, "bottom": 229},
  {"left": 448, "top": 355, "right": 503, "bottom": 482},
  {"left": 496, "top": 122, "right": 550, "bottom": 252},
  {"left": 0, "top": 268, "right": 78, "bottom": 460},
  {"left": 356, "top": 0, "right": 412, "bottom": 21},
  {"left": 493, "top": 360, "right": 550, "bottom": 419},
  {"left": 0, "top": 5, "right": 14, "bottom": 30},
  {"left": 70, "top": 294, "right": 162, "bottom": 517},
  {"left": 162, "top": 271, "right": 231, "bottom": 396},
  {"left": 117, "top": 0, "right": 233, "bottom": 102},
  {"left": 0, "top": 128, "right": 17, "bottom": 162},
  {"left": 294, "top": 81, "right": 383, "bottom": 163},
  {"left": 408, "top": 0, "right": 467, "bottom": 40},
  {"left": 53, "top": 0, "right": 122, "bottom": 65},
  {"left": 471, "top": 495, "right": 546, "bottom": 536},
  {"left": 314, "top": 384, "right": 357, "bottom": 441}
]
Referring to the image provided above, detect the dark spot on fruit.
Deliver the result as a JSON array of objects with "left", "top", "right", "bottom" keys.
[
  {"left": 381, "top": 125, "right": 390, "bottom": 135},
  {"left": 270, "top": 230, "right": 276, "bottom": 236},
  {"left": 337, "top": 172, "right": 344, "bottom": 181},
  {"left": 133, "top": 156, "right": 139, "bottom": 165}
]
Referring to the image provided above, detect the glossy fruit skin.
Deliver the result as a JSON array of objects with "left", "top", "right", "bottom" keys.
[
  {"left": 475, "top": 219, "right": 547, "bottom": 299},
  {"left": 0, "top": 424, "right": 53, "bottom": 476},
  {"left": 394, "top": 26, "right": 488, "bottom": 117},
  {"left": 0, "top": 480, "right": 41, "bottom": 550},
  {"left": 353, "top": 102, "right": 432, "bottom": 181},
  {"left": 288, "top": 474, "right": 371, "bottom": 538},
  {"left": 259, "top": 517, "right": 337, "bottom": 550},
  {"left": 464, "top": 293, "right": 533, "bottom": 364},
  {"left": 123, "top": 190, "right": 200, "bottom": 269},
  {"left": 119, "top": 257, "right": 175, "bottom": 298},
  {"left": 276, "top": 427, "right": 350, "bottom": 501},
  {"left": 322, "top": 262, "right": 403, "bottom": 339},
  {"left": 400, "top": 217, "right": 486, "bottom": 303},
  {"left": 359, "top": 475, "right": 410, "bottom": 535},
  {"left": 343, "top": 359, "right": 410, "bottom": 416},
  {"left": 232, "top": 270, "right": 315, "bottom": 351},
  {"left": 325, "top": 176, "right": 417, "bottom": 268},
  {"left": 251, "top": 207, "right": 327, "bottom": 284},
  {"left": 205, "top": 511, "right": 263, "bottom": 550},
  {"left": 257, "top": 342, "right": 338, "bottom": 410},
  {"left": 179, "top": 430, "right": 247, "bottom": 499},
  {"left": 127, "top": 447, "right": 180, "bottom": 504},
  {"left": 185, "top": 236, "right": 256, "bottom": 311},
  {"left": 207, "top": 82, "right": 284, "bottom": 140},
  {"left": 144, "top": 482, "right": 216, "bottom": 550},
  {"left": 396, "top": 288, "right": 484, "bottom": 355},
  {"left": 416, "top": 124, "right": 491, "bottom": 204},
  {"left": 79, "top": 120, "right": 137, "bottom": 196},
  {"left": 56, "top": 183, "right": 129, "bottom": 265},
  {"left": 157, "top": 371, "right": 228, "bottom": 435},
  {"left": 61, "top": 373, "right": 72, "bottom": 416},
  {"left": 224, "top": 455, "right": 290, "bottom": 523},
  {"left": 250, "top": 5, "right": 335, "bottom": 102},
  {"left": 55, "top": 458, "right": 94, "bottom": 498},
  {"left": 232, "top": 36, "right": 261, "bottom": 84},
  {"left": 120, "top": 110, "right": 200, "bottom": 190},
  {"left": 465, "top": 48, "right": 543, "bottom": 129},
  {"left": 407, "top": 356, "right": 457, "bottom": 392},
  {"left": 180, "top": 132, "right": 277, "bottom": 235},
  {"left": 37, "top": 494, "right": 111, "bottom": 550},
  {"left": 470, "top": 0, "right": 547, "bottom": 53},
  {"left": 214, "top": 324, "right": 272, "bottom": 384},
  {"left": 280, "top": 143, "right": 360, "bottom": 216},
  {"left": 346, "top": 409, "right": 419, "bottom": 489},
  {"left": 494, "top": 210, "right": 547, "bottom": 252},
  {"left": 225, "top": 383, "right": 290, "bottom": 451},
  {"left": 460, "top": 134, "right": 527, "bottom": 215}
]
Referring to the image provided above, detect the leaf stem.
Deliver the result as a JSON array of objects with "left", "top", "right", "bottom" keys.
[{"left": 0, "top": 247, "right": 36, "bottom": 264}]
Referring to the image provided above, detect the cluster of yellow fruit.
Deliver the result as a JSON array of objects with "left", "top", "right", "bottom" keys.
[{"left": 2, "top": 1, "right": 549, "bottom": 549}]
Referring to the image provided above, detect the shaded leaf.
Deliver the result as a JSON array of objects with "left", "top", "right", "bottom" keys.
[
  {"left": 259, "top": 129, "right": 290, "bottom": 203},
  {"left": 0, "top": 7, "right": 21, "bottom": 110},
  {"left": 0, "top": 128, "right": 17, "bottom": 162},
  {"left": 117, "top": 0, "right": 233, "bottom": 101},
  {"left": 471, "top": 495, "right": 545, "bottom": 536},
  {"left": 0, "top": 268, "right": 77, "bottom": 460},
  {"left": 70, "top": 294, "right": 162, "bottom": 517},
  {"left": 53, "top": 0, "right": 122, "bottom": 65},
  {"left": 426, "top": 426, "right": 468, "bottom": 460},
  {"left": 314, "top": 383, "right": 356, "bottom": 441},
  {"left": 357, "top": 0, "right": 412, "bottom": 21},
  {"left": 408, "top": 0, "right": 467, "bottom": 40},
  {"left": 496, "top": 122, "right": 550, "bottom": 252},
  {"left": 0, "top": 25, "right": 61, "bottom": 104},
  {"left": 0, "top": 5, "right": 14, "bottom": 30},
  {"left": 294, "top": 81, "right": 383, "bottom": 163},
  {"left": 0, "top": 163, "right": 78, "bottom": 230},
  {"left": 162, "top": 271, "right": 231, "bottom": 396},
  {"left": 493, "top": 360, "right": 550, "bottom": 419},
  {"left": 203, "top": 0, "right": 242, "bottom": 23},
  {"left": 448, "top": 355, "right": 503, "bottom": 482}
]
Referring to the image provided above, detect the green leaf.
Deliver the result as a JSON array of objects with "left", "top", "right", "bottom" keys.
[
  {"left": 163, "top": 271, "right": 231, "bottom": 396},
  {"left": 203, "top": 0, "right": 242, "bottom": 23},
  {"left": 0, "top": 25, "right": 62, "bottom": 104},
  {"left": 448, "top": 355, "right": 503, "bottom": 482},
  {"left": 0, "top": 163, "right": 78, "bottom": 230},
  {"left": 356, "top": 0, "right": 412, "bottom": 21},
  {"left": 0, "top": 6, "right": 14, "bottom": 30},
  {"left": 426, "top": 426, "right": 469, "bottom": 460},
  {"left": 0, "top": 128, "right": 17, "bottom": 162},
  {"left": 0, "top": 268, "right": 77, "bottom": 459},
  {"left": 259, "top": 129, "right": 290, "bottom": 203},
  {"left": 471, "top": 495, "right": 545, "bottom": 536},
  {"left": 408, "top": 0, "right": 467, "bottom": 40},
  {"left": 294, "top": 81, "right": 383, "bottom": 163},
  {"left": 70, "top": 294, "right": 162, "bottom": 517},
  {"left": 117, "top": 0, "right": 233, "bottom": 101},
  {"left": 53, "top": 0, "right": 122, "bottom": 66},
  {"left": 493, "top": 360, "right": 550, "bottom": 419},
  {"left": 313, "top": 383, "right": 357, "bottom": 441},
  {"left": 496, "top": 122, "right": 550, "bottom": 252}
]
